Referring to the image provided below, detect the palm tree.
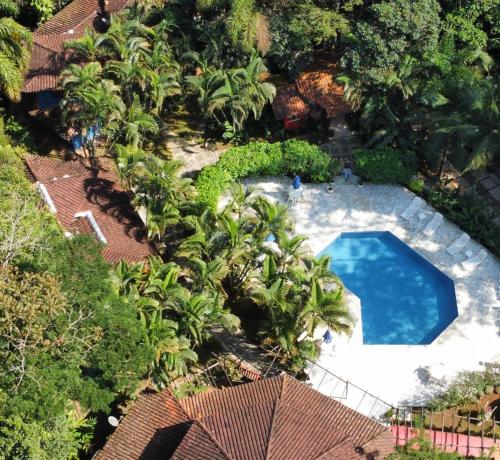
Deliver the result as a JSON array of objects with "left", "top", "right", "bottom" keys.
[
  {"left": 64, "top": 30, "right": 100, "bottom": 61},
  {"left": 113, "top": 143, "right": 146, "bottom": 190},
  {"left": 423, "top": 78, "right": 499, "bottom": 180},
  {"left": 140, "top": 310, "right": 197, "bottom": 387},
  {"left": 61, "top": 73, "right": 125, "bottom": 158},
  {"left": 104, "top": 60, "right": 150, "bottom": 105},
  {"left": 298, "top": 280, "right": 351, "bottom": 339},
  {"left": 0, "top": 18, "right": 31, "bottom": 101},
  {"left": 197, "top": 0, "right": 270, "bottom": 54},
  {"left": 133, "top": 156, "right": 195, "bottom": 208},
  {"left": 107, "top": 96, "right": 159, "bottom": 148},
  {"left": 238, "top": 51, "right": 276, "bottom": 120},
  {"left": 60, "top": 62, "right": 103, "bottom": 93},
  {"left": 186, "top": 51, "right": 274, "bottom": 134},
  {"left": 94, "top": 17, "right": 153, "bottom": 61}
]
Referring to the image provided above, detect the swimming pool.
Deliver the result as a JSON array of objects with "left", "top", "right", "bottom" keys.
[{"left": 320, "top": 232, "right": 458, "bottom": 345}]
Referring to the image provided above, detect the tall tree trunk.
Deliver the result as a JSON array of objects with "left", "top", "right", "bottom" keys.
[{"left": 437, "top": 137, "right": 450, "bottom": 181}]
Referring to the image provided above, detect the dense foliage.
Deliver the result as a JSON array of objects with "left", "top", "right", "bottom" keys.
[
  {"left": 424, "top": 187, "right": 500, "bottom": 257},
  {"left": 112, "top": 141, "right": 352, "bottom": 381},
  {"left": 353, "top": 146, "right": 417, "bottom": 184},
  {"left": 428, "top": 363, "right": 500, "bottom": 411},
  {"left": 3, "top": 0, "right": 500, "bottom": 454},
  {"left": 0, "top": 133, "right": 152, "bottom": 457},
  {"left": 196, "top": 140, "right": 340, "bottom": 209}
]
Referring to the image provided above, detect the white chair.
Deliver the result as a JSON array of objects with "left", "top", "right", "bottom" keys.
[
  {"left": 401, "top": 197, "right": 423, "bottom": 221},
  {"left": 446, "top": 233, "right": 470, "bottom": 256},
  {"left": 423, "top": 212, "right": 443, "bottom": 237},
  {"left": 461, "top": 249, "right": 487, "bottom": 271}
]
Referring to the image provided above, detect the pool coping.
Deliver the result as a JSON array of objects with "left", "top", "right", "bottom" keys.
[{"left": 320, "top": 230, "right": 460, "bottom": 347}]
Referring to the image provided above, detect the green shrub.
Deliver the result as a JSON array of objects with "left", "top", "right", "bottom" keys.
[
  {"left": 428, "top": 363, "right": 500, "bottom": 411},
  {"left": 425, "top": 188, "right": 499, "bottom": 258},
  {"left": 195, "top": 140, "right": 339, "bottom": 209},
  {"left": 408, "top": 177, "right": 425, "bottom": 194},
  {"left": 353, "top": 146, "right": 417, "bottom": 184},
  {"left": 4, "top": 116, "right": 38, "bottom": 152}
]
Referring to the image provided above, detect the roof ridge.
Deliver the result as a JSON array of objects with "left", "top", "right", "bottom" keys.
[
  {"left": 264, "top": 373, "right": 287, "bottom": 459},
  {"left": 171, "top": 389, "right": 233, "bottom": 459}
]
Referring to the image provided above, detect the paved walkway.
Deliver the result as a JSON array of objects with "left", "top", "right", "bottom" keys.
[
  {"left": 162, "top": 122, "right": 226, "bottom": 177},
  {"left": 242, "top": 176, "right": 500, "bottom": 414}
]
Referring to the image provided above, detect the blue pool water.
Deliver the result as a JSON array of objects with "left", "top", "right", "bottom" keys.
[{"left": 320, "top": 232, "right": 458, "bottom": 345}]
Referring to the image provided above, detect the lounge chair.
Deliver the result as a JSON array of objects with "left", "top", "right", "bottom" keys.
[
  {"left": 446, "top": 233, "right": 470, "bottom": 256},
  {"left": 460, "top": 249, "right": 487, "bottom": 271},
  {"left": 422, "top": 212, "right": 443, "bottom": 237},
  {"left": 401, "top": 197, "right": 423, "bottom": 221}
]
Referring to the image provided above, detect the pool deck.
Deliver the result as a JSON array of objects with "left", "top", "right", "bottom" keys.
[{"left": 243, "top": 176, "right": 500, "bottom": 413}]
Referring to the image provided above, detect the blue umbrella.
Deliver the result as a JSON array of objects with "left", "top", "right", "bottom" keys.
[
  {"left": 323, "top": 329, "right": 332, "bottom": 344},
  {"left": 292, "top": 175, "right": 301, "bottom": 190}
]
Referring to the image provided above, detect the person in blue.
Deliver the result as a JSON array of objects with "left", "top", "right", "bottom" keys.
[
  {"left": 343, "top": 161, "right": 353, "bottom": 183},
  {"left": 292, "top": 174, "right": 302, "bottom": 189}
]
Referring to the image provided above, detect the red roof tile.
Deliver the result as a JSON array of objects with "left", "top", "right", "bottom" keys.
[
  {"left": 272, "top": 65, "right": 354, "bottom": 122},
  {"left": 94, "top": 390, "right": 191, "bottom": 460},
  {"left": 296, "top": 69, "right": 352, "bottom": 118},
  {"left": 272, "top": 85, "right": 311, "bottom": 121},
  {"left": 24, "top": 154, "right": 154, "bottom": 264},
  {"left": 23, "top": 0, "right": 130, "bottom": 93},
  {"left": 171, "top": 422, "right": 231, "bottom": 459},
  {"left": 95, "top": 374, "right": 394, "bottom": 459}
]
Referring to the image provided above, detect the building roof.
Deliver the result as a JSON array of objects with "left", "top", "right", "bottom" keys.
[
  {"left": 272, "top": 64, "right": 353, "bottom": 121},
  {"left": 296, "top": 69, "right": 353, "bottom": 119},
  {"left": 24, "top": 154, "right": 154, "bottom": 264},
  {"left": 23, "top": 0, "right": 130, "bottom": 93},
  {"left": 95, "top": 374, "right": 394, "bottom": 459},
  {"left": 272, "top": 85, "right": 311, "bottom": 121}
]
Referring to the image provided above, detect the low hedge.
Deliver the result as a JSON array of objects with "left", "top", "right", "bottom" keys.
[
  {"left": 195, "top": 140, "right": 339, "bottom": 209},
  {"left": 353, "top": 146, "right": 417, "bottom": 184}
]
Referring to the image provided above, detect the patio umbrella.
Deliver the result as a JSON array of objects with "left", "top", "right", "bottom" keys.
[{"left": 323, "top": 329, "right": 332, "bottom": 344}]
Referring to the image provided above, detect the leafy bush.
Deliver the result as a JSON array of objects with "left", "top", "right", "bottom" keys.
[
  {"left": 196, "top": 140, "right": 339, "bottom": 209},
  {"left": 388, "top": 436, "right": 465, "bottom": 459},
  {"left": 3, "top": 116, "right": 38, "bottom": 152},
  {"left": 428, "top": 363, "right": 500, "bottom": 411},
  {"left": 425, "top": 188, "right": 500, "bottom": 258},
  {"left": 353, "top": 146, "right": 417, "bottom": 184},
  {"left": 408, "top": 177, "right": 425, "bottom": 194}
]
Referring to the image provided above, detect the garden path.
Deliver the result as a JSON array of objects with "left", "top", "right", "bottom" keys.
[{"left": 161, "top": 120, "right": 227, "bottom": 177}]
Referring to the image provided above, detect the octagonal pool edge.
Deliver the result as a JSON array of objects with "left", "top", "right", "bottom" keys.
[{"left": 319, "top": 231, "right": 459, "bottom": 345}]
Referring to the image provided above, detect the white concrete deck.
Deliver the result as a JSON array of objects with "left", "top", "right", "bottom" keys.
[{"left": 243, "top": 176, "right": 500, "bottom": 413}]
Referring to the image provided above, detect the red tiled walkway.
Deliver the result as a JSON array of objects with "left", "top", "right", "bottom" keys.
[{"left": 391, "top": 425, "right": 500, "bottom": 458}]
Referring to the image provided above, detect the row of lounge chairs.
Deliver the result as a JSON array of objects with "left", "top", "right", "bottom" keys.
[{"left": 401, "top": 197, "right": 487, "bottom": 271}]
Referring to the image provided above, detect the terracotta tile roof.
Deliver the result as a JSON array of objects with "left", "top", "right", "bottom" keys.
[
  {"left": 296, "top": 69, "right": 353, "bottom": 118},
  {"left": 23, "top": 0, "right": 130, "bottom": 93},
  {"left": 94, "top": 390, "right": 191, "bottom": 460},
  {"left": 170, "top": 422, "right": 231, "bottom": 459},
  {"left": 272, "top": 84, "right": 311, "bottom": 121},
  {"left": 24, "top": 154, "right": 154, "bottom": 264},
  {"left": 95, "top": 374, "right": 394, "bottom": 459},
  {"left": 272, "top": 65, "right": 354, "bottom": 121}
]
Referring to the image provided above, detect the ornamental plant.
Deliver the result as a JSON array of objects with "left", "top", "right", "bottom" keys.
[
  {"left": 353, "top": 146, "right": 417, "bottom": 184},
  {"left": 196, "top": 140, "right": 339, "bottom": 209}
]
